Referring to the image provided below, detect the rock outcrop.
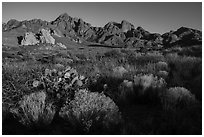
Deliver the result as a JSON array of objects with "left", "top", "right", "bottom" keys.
[
  {"left": 20, "top": 28, "right": 55, "bottom": 45},
  {"left": 39, "top": 29, "right": 55, "bottom": 44},
  {"left": 21, "top": 32, "right": 39, "bottom": 45}
]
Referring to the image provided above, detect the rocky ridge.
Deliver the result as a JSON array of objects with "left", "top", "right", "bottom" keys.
[{"left": 3, "top": 13, "right": 202, "bottom": 48}]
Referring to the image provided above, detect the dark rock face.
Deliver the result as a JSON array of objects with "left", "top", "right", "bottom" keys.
[
  {"left": 3, "top": 13, "right": 202, "bottom": 48},
  {"left": 162, "top": 32, "right": 179, "bottom": 45},
  {"left": 104, "top": 35, "right": 125, "bottom": 47},
  {"left": 125, "top": 37, "right": 146, "bottom": 48},
  {"left": 104, "top": 22, "right": 121, "bottom": 34},
  {"left": 173, "top": 27, "right": 202, "bottom": 46},
  {"left": 161, "top": 27, "right": 202, "bottom": 47}
]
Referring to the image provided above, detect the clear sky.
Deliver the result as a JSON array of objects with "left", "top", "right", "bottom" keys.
[{"left": 2, "top": 2, "right": 202, "bottom": 34}]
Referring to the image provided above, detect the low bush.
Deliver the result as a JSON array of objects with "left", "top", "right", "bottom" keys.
[
  {"left": 157, "top": 70, "right": 169, "bottom": 79},
  {"left": 165, "top": 53, "right": 202, "bottom": 101},
  {"left": 156, "top": 61, "right": 168, "bottom": 71},
  {"left": 134, "top": 73, "right": 166, "bottom": 91},
  {"left": 160, "top": 87, "right": 197, "bottom": 111},
  {"left": 59, "top": 89, "right": 122, "bottom": 134},
  {"left": 10, "top": 91, "right": 56, "bottom": 128},
  {"left": 133, "top": 73, "right": 166, "bottom": 104},
  {"left": 112, "top": 66, "right": 128, "bottom": 78}
]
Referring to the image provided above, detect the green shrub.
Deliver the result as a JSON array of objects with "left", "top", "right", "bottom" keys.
[
  {"left": 160, "top": 87, "right": 197, "bottom": 111},
  {"left": 59, "top": 89, "right": 122, "bottom": 133},
  {"left": 10, "top": 91, "right": 56, "bottom": 128}
]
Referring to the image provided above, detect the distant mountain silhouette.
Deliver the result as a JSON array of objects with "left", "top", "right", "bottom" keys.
[{"left": 2, "top": 12, "right": 202, "bottom": 47}]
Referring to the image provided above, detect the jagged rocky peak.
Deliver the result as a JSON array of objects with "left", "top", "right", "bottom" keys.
[
  {"left": 56, "top": 12, "right": 72, "bottom": 20},
  {"left": 121, "top": 20, "right": 134, "bottom": 32},
  {"left": 104, "top": 21, "right": 121, "bottom": 29}
]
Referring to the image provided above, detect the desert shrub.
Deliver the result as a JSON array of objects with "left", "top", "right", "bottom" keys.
[
  {"left": 157, "top": 70, "right": 169, "bottom": 79},
  {"left": 133, "top": 73, "right": 166, "bottom": 104},
  {"left": 160, "top": 87, "right": 197, "bottom": 111},
  {"left": 166, "top": 53, "right": 202, "bottom": 100},
  {"left": 59, "top": 89, "right": 122, "bottom": 134},
  {"left": 134, "top": 73, "right": 166, "bottom": 90},
  {"left": 118, "top": 80, "right": 134, "bottom": 104},
  {"left": 10, "top": 91, "right": 56, "bottom": 128},
  {"left": 112, "top": 66, "right": 128, "bottom": 78},
  {"left": 156, "top": 61, "right": 168, "bottom": 71}
]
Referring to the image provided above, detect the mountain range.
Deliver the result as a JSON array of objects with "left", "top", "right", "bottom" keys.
[{"left": 2, "top": 13, "right": 202, "bottom": 48}]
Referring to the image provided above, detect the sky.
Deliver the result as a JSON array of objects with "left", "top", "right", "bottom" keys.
[{"left": 2, "top": 2, "right": 202, "bottom": 34}]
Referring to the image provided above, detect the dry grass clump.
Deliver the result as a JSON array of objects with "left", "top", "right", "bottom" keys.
[{"left": 10, "top": 91, "right": 56, "bottom": 128}]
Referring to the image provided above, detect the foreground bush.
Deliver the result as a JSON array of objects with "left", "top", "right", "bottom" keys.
[
  {"left": 10, "top": 91, "right": 56, "bottom": 128},
  {"left": 133, "top": 73, "right": 166, "bottom": 104},
  {"left": 160, "top": 87, "right": 197, "bottom": 111},
  {"left": 59, "top": 89, "right": 122, "bottom": 134}
]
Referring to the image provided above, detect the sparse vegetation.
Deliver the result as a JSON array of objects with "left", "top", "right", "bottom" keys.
[{"left": 2, "top": 47, "right": 202, "bottom": 134}]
